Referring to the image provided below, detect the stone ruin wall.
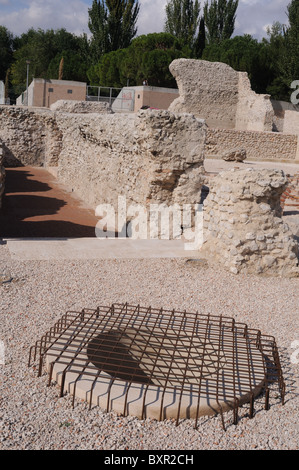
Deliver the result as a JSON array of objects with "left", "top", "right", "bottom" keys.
[
  {"left": 200, "top": 168, "right": 299, "bottom": 277},
  {"left": 169, "top": 59, "right": 274, "bottom": 132},
  {"left": 205, "top": 128, "right": 298, "bottom": 162},
  {"left": 0, "top": 140, "right": 5, "bottom": 209},
  {"left": 55, "top": 109, "right": 207, "bottom": 212},
  {"left": 0, "top": 105, "right": 62, "bottom": 167},
  {"left": 169, "top": 59, "right": 299, "bottom": 163},
  {"left": 50, "top": 100, "right": 113, "bottom": 114}
]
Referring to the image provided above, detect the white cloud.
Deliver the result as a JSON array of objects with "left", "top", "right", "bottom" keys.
[
  {"left": 137, "top": 0, "right": 167, "bottom": 36},
  {"left": 0, "top": 0, "right": 292, "bottom": 40},
  {"left": 0, "top": 0, "right": 89, "bottom": 36},
  {"left": 235, "top": 0, "right": 290, "bottom": 38}
]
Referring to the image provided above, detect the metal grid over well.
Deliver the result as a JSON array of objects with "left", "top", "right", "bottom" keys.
[{"left": 28, "top": 303, "right": 285, "bottom": 429}]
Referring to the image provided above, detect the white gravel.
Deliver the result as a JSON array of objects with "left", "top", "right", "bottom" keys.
[{"left": 0, "top": 238, "right": 298, "bottom": 451}]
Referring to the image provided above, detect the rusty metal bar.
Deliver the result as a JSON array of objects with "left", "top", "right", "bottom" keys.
[{"left": 28, "top": 303, "right": 285, "bottom": 428}]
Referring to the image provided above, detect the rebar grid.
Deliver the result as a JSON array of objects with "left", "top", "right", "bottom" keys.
[{"left": 28, "top": 303, "right": 285, "bottom": 429}]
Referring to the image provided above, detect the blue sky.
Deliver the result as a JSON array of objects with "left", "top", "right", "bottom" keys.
[{"left": 0, "top": 0, "right": 291, "bottom": 40}]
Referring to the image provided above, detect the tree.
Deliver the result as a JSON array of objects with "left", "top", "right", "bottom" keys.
[
  {"left": 88, "top": 33, "right": 190, "bottom": 88},
  {"left": 10, "top": 28, "right": 91, "bottom": 95},
  {"left": 164, "top": 0, "right": 201, "bottom": 51},
  {"left": 263, "top": 2, "right": 299, "bottom": 100},
  {"left": 262, "top": 22, "right": 290, "bottom": 100},
  {"left": 202, "top": 35, "right": 274, "bottom": 94},
  {"left": 203, "top": 0, "right": 239, "bottom": 44},
  {"left": 193, "top": 16, "right": 206, "bottom": 57},
  {"left": 88, "top": 0, "right": 140, "bottom": 60},
  {"left": 0, "top": 26, "right": 14, "bottom": 81},
  {"left": 284, "top": 0, "right": 299, "bottom": 81}
]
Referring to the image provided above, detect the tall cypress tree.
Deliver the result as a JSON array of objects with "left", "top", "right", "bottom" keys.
[
  {"left": 285, "top": 0, "right": 299, "bottom": 80},
  {"left": 193, "top": 16, "right": 206, "bottom": 57},
  {"left": 88, "top": 0, "right": 140, "bottom": 60},
  {"left": 203, "top": 0, "right": 239, "bottom": 44},
  {"left": 164, "top": 0, "right": 201, "bottom": 50}
]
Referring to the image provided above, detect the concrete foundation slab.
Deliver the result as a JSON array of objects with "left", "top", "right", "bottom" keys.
[{"left": 4, "top": 238, "right": 199, "bottom": 261}]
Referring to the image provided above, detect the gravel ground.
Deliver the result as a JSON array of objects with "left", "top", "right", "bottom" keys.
[
  {"left": 1, "top": 158, "right": 298, "bottom": 452},
  {"left": 0, "top": 239, "right": 298, "bottom": 451}
]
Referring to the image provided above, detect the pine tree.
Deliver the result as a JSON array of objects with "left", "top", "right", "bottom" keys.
[
  {"left": 203, "top": 0, "right": 239, "bottom": 44},
  {"left": 88, "top": 0, "right": 140, "bottom": 60},
  {"left": 164, "top": 0, "right": 201, "bottom": 50}
]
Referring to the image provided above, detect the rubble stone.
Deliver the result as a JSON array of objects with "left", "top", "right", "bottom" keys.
[
  {"left": 56, "top": 109, "right": 207, "bottom": 210},
  {"left": 169, "top": 59, "right": 274, "bottom": 132},
  {"left": 221, "top": 149, "right": 247, "bottom": 162},
  {"left": 200, "top": 168, "right": 299, "bottom": 277},
  {"left": 50, "top": 100, "right": 113, "bottom": 114},
  {"left": 0, "top": 105, "right": 62, "bottom": 167}
]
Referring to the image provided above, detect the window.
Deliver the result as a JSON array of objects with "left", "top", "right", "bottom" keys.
[
  {"left": 48, "top": 88, "right": 54, "bottom": 92},
  {"left": 67, "top": 89, "right": 73, "bottom": 94}
]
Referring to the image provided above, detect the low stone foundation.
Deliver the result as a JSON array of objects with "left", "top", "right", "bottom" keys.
[
  {"left": 50, "top": 100, "right": 113, "bottom": 114},
  {"left": 205, "top": 128, "right": 298, "bottom": 162},
  {"left": 200, "top": 168, "right": 299, "bottom": 277}
]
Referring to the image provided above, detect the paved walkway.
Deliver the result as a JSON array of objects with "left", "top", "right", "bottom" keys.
[
  {"left": 0, "top": 166, "right": 99, "bottom": 238},
  {"left": 0, "top": 166, "right": 198, "bottom": 260}
]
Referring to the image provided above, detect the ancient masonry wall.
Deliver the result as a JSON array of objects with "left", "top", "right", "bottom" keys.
[
  {"left": 200, "top": 168, "right": 299, "bottom": 277},
  {"left": 55, "top": 110, "right": 207, "bottom": 211},
  {"left": 50, "top": 100, "right": 113, "bottom": 114},
  {"left": 205, "top": 128, "right": 299, "bottom": 161},
  {"left": 169, "top": 59, "right": 274, "bottom": 132},
  {"left": 0, "top": 140, "right": 5, "bottom": 209},
  {"left": 0, "top": 105, "right": 62, "bottom": 167}
]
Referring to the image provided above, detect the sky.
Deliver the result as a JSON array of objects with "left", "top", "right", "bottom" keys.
[{"left": 0, "top": 0, "right": 292, "bottom": 40}]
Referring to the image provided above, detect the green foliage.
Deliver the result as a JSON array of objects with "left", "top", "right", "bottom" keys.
[
  {"left": 164, "top": 0, "right": 201, "bottom": 50},
  {"left": 47, "top": 51, "right": 89, "bottom": 83},
  {"left": 193, "top": 17, "right": 206, "bottom": 58},
  {"left": 88, "top": 32, "right": 190, "bottom": 88},
  {"left": 204, "top": 0, "right": 239, "bottom": 44},
  {"left": 0, "top": 26, "right": 14, "bottom": 81},
  {"left": 202, "top": 35, "right": 275, "bottom": 94},
  {"left": 10, "top": 28, "right": 91, "bottom": 96},
  {"left": 283, "top": 1, "right": 299, "bottom": 83},
  {"left": 88, "top": 0, "right": 140, "bottom": 60},
  {"left": 1, "top": 0, "right": 298, "bottom": 104}
]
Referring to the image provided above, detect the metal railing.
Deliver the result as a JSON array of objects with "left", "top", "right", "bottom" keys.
[
  {"left": 86, "top": 86, "right": 135, "bottom": 112},
  {"left": 29, "top": 302, "right": 285, "bottom": 430}
]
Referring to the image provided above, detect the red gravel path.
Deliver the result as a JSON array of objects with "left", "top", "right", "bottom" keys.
[{"left": 0, "top": 167, "right": 98, "bottom": 238}]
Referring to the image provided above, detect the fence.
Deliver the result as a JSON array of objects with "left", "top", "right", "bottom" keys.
[{"left": 86, "top": 86, "right": 135, "bottom": 112}]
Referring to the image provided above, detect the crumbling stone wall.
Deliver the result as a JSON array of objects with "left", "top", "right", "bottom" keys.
[
  {"left": 50, "top": 100, "right": 113, "bottom": 114},
  {"left": 0, "top": 140, "right": 5, "bottom": 209},
  {"left": 0, "top": 105, "right": 62, "bottom": 167},
  {"left": 56, "top": 109, "right": 207, "bottom": 210},
  {"left": 201, "top": 168, "right": 299, "bottom": 277},
  {"left": 205, "top": 128, "right": 298, "bottom": 161},
  {"left": 169, "top": 59, "right": 239, "bottom": 129},
  {"left": 235, "top": 73, "right": 274, "bottom": 132},
  {"left": 169, "top": 59, "right": 274, "bottom": 132}
]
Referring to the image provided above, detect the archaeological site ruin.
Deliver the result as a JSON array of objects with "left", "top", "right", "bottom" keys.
[
  {"left": 1, "top": 58, "right": 298, "bottom": 277},
  {"left": 1, "top": 58, "right": 297, "bottom": 428}
]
